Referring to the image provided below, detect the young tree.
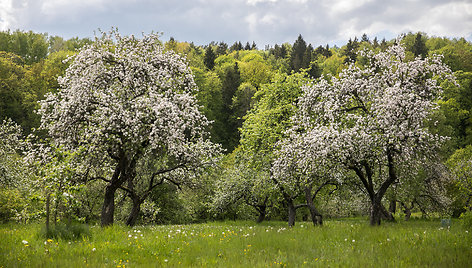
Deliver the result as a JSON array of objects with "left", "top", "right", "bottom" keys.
[
  {"left": 38, "top": 30, "right": 221, "bottom": 226},
  {"left": 272, "top": 133, "right": 342, "bottom": 226},
  {"left": 240, "top": 72, "right": 310, "bottom": 226},
  {"left": 212, "top": 154, "right": 275, "bottom": 223},
  {"left": 281, "top": 40, "right": 454, "bottom": 225},
  {"left": 393, "top": 162, "right": 452, "bottom": 220}
]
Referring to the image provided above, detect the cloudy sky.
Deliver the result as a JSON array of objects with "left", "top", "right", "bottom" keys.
[{"left": 1, "top": 0, "right": 471, "bottom": 47}]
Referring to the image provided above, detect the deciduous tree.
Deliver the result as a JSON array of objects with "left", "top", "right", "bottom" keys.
[
  {"left": 278, "top": 41, "right": 454, "bottom": 225},
  {"left": 38, "top": 30, "right": 221, "bottom": 226}
]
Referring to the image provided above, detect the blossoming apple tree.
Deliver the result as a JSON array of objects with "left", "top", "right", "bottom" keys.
[
  {"left": 38, "top": 30, "right": 221, "bottom": 226},
  {"left": 274, "top": 40, "right": 454, "bottom": 225}
]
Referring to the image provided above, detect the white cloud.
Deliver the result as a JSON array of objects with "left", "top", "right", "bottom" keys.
[
  {"left": 40, "top": 0, "right": 107, "bottom": 15},
  {"left": 0, "top": 0, "right": 14, "bottom": 30},
  {"left": 329, "top": 0, "right": 374, "bottom": 14},
  {"left": 246, "top": 0, "right": 277, "bottom": 6},
  {"left": 0, "top": 0, "right": 470, "bottom": 46}
]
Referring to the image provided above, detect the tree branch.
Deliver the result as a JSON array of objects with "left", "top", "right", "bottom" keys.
[{"left": 312, "top": 180, "right": 339, "bottom": 200}]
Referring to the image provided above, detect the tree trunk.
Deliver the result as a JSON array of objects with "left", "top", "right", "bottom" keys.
[
  {"left": 466, "top": 194, "right": 471, "bottom": 211},
  {"left": 288, "top": 200, "right": 296, "bottom": 227},
  {"left": 381, "top": 204, "right": 395, "bottom": 221},
  {"left": 255, "top": 205, "right": 267, "bottom": 223},
  {"left": 404, "top": 207, "right": 411, "bottom": 221},
  {"left": 126, "top": 198, "right": 142, "bottom": 226},
  {"left": 369, "top": 148, "right": 398, "bottom": 226},
  {"left": 389, "top": 199, "right": 396, "bottom": 214},
  {"left": 304, "top": 186, "right": 322, "bottom": 226},
  {"left": 370, "top": 198, "right": 382, "bottom": 226},
  {"left": 256, "top": 208, "right": 266, "bottom": 224},
  {"left": 101, "top": 153, "right": 135, "bottom": 227},
  {"left": 101, "top": 184, "right": 118, "bottom": 227},
  {"left": 53, "top": 195, "right": 58, "bottom": 226},
  {"left": 419, "top": 206, "right": 427, "bottom": 218},
  {"left": 45, "top": 192, "right": 50, "bottom": 235},
  {"left": 400, "top": 202, "right": 413, "bottom": 221}
]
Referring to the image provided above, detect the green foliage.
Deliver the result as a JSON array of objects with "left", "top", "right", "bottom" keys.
[
  {"left": 290, "top": 34, "right": 308, "bottom": 72},
  {"left": 239, "top": 52, "right": 273, "bottom": 88},
  {"left": 433, "top": 38, "right": 472, "bottom": 72},
  {"left": 240, "top": 72, "right": 309, "bottom": 166},
  {"left": 219, "top": 63, "right": 242, "bottom": 152},
  {"left": 0, "top": 30, "right": 48, "bottom": 64},
  {"left": 0, "top": 52, "right": 28, "bottom": 126},
  {"left": 320, "top": 53, "right": 346, "bottom": 77},
  {"left": 412, "top": 32, "right": 428, "bottom": 58},
  {"left": 435, "top": 71, "right": 472, "bottom": 150},
  {"left": 48, "top": 35, "right": 92, "bottom": 53},
  {"left": 147, "top": 183, "right": 190, "bottom": 225},
  {"left": 232, "top": 82, "right": 257, "bottom": 128},
  {"left": 204, "top": 45, "right": 216, "bottom": 70},
  {"left": 0, "top": 188, "right": 26, "bottom": 223},
  {"left": 342, "top": 37, "right": 359, "bottom": 63},
  {"left": 447, "top": 145, "right": 472, "bottom": 198},
  {"left": 460, "top": 211, "right": 472, "bottom": 229},
  {"left": 40, "top": 50, "right": 75, "bottom": 92}
]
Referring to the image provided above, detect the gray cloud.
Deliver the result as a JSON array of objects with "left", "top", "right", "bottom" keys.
[{"left": 0, "top": 0, "right": 470, "bottom": 46}]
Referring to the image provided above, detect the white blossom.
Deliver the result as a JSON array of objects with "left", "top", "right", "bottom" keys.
[{"left": 273, "top": 39, "right": 455, "bottom": 224}]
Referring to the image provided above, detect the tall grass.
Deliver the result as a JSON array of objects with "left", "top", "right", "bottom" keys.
[{"left": 1, "top": 218, "right": 470, "bottom": 267}]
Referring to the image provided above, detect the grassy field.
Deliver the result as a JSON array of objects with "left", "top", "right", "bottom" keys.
[{"left": 1, "top": 218, "right": 471, "bottom": 267}]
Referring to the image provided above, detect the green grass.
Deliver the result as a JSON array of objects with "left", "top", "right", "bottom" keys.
[{"left": 1, "top": 218, "right": 471, "bottom": 267}]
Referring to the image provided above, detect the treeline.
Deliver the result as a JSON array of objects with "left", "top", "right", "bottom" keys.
[{"left": 1, "top": 29, "right": 471, "bottom": 226}]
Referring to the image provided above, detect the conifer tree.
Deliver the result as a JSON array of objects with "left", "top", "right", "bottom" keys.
[
  {"left": 204, "top": 45, "right": 216, "bottom": 70},
  {"left": 220, "top": 63, "right": 241, "bottom": 151},
  {"left": 244, "top": 42, "right": 251, "bottom": 50},
  {"left": 290, "top": 34, "right": 307, "bottom": 72},
  {"left": 412, "top": 32, "right": 428, "bottom": 58}
]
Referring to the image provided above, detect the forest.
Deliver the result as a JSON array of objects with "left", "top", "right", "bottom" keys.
[{"left": 1, "top": 29, "right": 472, "bottom": 230}]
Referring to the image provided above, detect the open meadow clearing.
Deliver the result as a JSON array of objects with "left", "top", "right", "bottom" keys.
[{"left": 1, "top": 218, "right": 471, "bottom": 267}]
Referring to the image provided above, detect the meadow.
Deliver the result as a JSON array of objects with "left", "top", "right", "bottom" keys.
[{"left": 1, "top": 218, "right": 471, "bottom": 267}]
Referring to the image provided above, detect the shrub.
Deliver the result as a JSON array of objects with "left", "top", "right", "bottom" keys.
[
  {"left": 0, "top": 188, "right": 25, "bottom": 223},
  {"left": 460, "top": 210, "right": 472, "bottom": 229}
]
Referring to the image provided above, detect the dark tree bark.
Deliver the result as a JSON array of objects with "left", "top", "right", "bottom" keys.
[
  {"left": 404, "top": 206, "right": 412, "bottom": 221},
  {"left": 381, "top": 204, "right": 395, "bottom": 221},
  {"left": 350, "top": 148, "right": 398, "bottom": 226},
  {"left": 370, "top": 196, "right": 383, "bottom": 225},
  {"left": 101, "top": 184, "right": 119, "bottom": 226},
  {"left": 126, "top": 197, "right": 143, "bottom": 226},
  {"left": 45, "top": 192, "right": 50, "bottom": 234},
  {"left": 122, "top": 165, "right": 181, "bottom": 227},
  {"left": 100, "top": 152, "right": 132, "bottom": 227},
  {"left": 287, "top": 200, "right": 296, "bottom": 227},
  {"left": 389, "top": 199, "right": 397, "bottom": 214},
  {"left": 466, "top": 194, "right": 471, "bottom": 211},
  {"left": 304, "top": 186, "right": 322, "bottom": 226},
  {"left": 256, "top": 205, "right": 267, "bottom": 223},
  {"left": 400, "top": 201, "right": 414, "bottom": 221}
]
